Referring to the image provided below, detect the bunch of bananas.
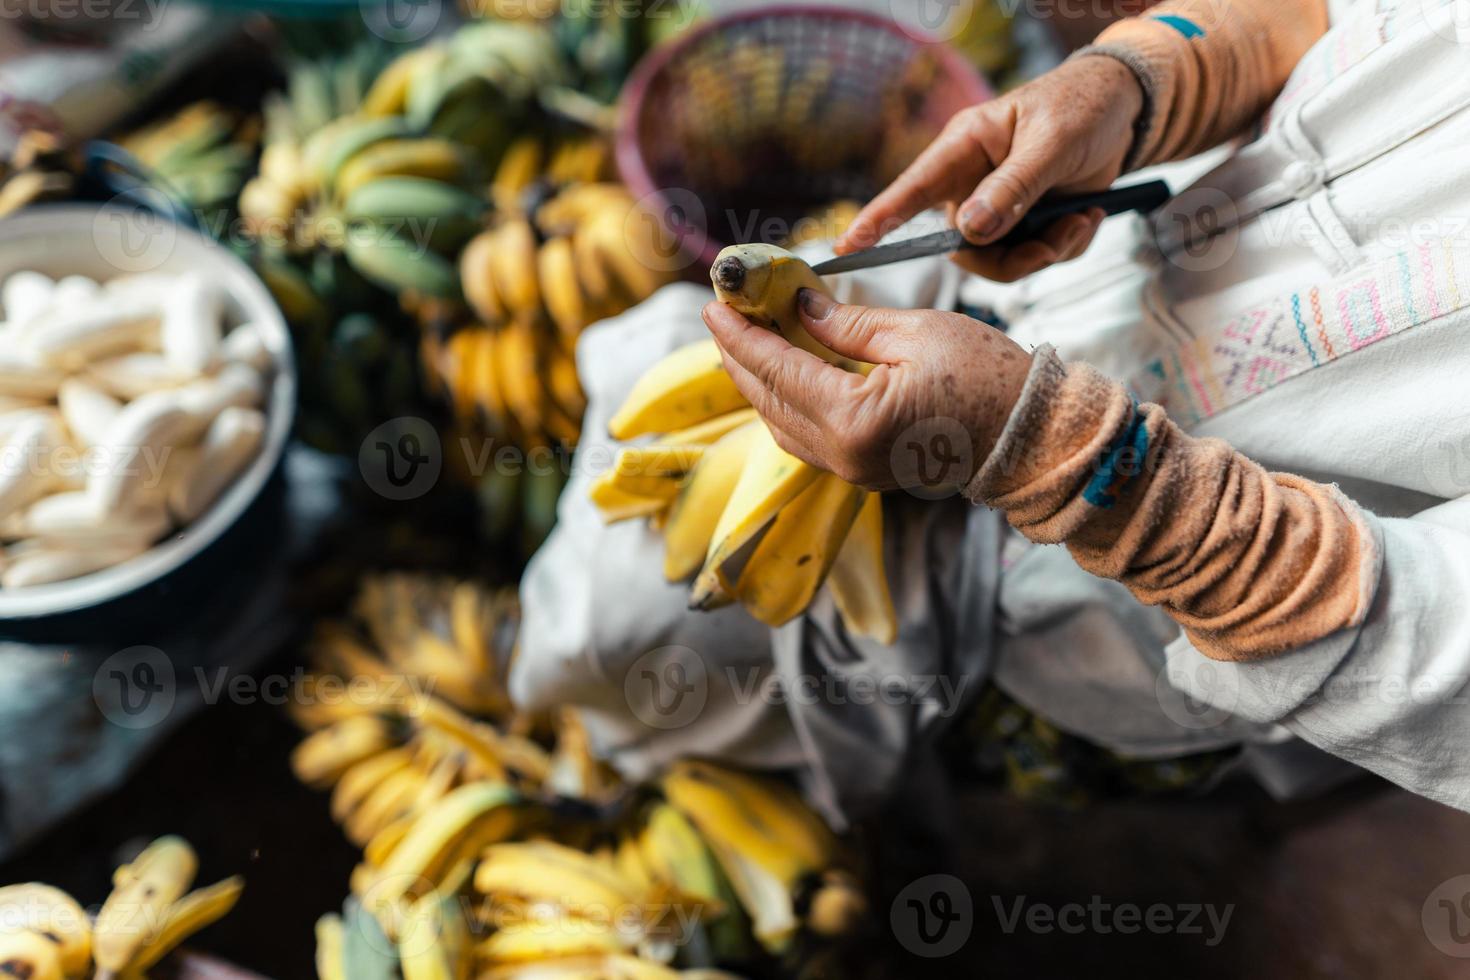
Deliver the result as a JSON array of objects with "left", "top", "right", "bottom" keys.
[
  {"left": 116, "top": 100, "right": 260, "bottom": 223},
  {"left": 589, "top": 244, "right": 898, "bottom": 643},
  {"left": 0, "top": 132, "right": 73, "bottom": 219},
  {"left": 424, "top": 178, "right": 674, "bottom": 456},
  {"left": 0, "top": 836, "right": 242, "bottom": 980},
  {"left": 292, "top": 573, "right": 865, "bottom": 978}
]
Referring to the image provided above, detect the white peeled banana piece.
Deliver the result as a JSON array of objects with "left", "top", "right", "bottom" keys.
[
  {"left": 1, "top": 539, "right": 151, "bottom": 588},
  {"left": 0, "top": 413, "right": 64, "bottom": 520},
  {"left": 51, "top": 274, "right": 99, "bottom": 308},
  {"left": 176, "top": 363, "right": 265, "bottom": 440},
  {"left": 1, "top": 271, "right": 53, "bottom": 331},
  {"left": 87, "top": 352, "right": 196, "bottom": 400},
  {"left": 0, "top": 349, "right": 65, "bottom": 400},
  {"left": 27, "top": 296, "right": 160, "bottom": 367},
  {"left": 160, "top": 271, "right": 223, "bottom": 374},
  {"left": 169, "top": 406, "right": 264, "bottom": 524},
  {"left": 22, "top": 491, "right": 171, "bottom": 546},
  {"left": 57, "top": 377, "right": 123, "bottom": 447},
  {"left": 87, "top": 390, "right": 193, "bottom": 516},
  {"left": 219, "top": 322, "right": 273, "bottom": 372}
]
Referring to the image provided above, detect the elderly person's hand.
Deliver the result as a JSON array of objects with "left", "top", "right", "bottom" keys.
[
  {"left": 702, "top": 291, "right": 1031, "bottom": 491},
  {"left": 836, "top": 55, "right": 1143, "bottom": 282}
]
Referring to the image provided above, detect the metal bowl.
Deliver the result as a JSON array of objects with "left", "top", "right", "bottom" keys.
[{"left": 0, "top": 204, "right": 296, "bottom": 622}]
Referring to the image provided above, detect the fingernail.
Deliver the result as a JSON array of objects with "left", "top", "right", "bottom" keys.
[
  {"left": 959, "top": 200, "right": 1002, "bottom": 241},
  {"left": 799, "top": 288, "right": 834, "bottom": 320}
]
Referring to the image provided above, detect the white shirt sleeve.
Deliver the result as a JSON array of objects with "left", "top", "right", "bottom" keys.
[{"left": 1164, "top": 498, "right": 1470, "bottom": 812}]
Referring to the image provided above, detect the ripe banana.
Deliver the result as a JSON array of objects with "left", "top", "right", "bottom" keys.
[
  {"left": 826, "top": 491, "right": 898, "bottom": 644},
  {"left": 305, "top": 114, "right": 416, "bottom": 193},
  {"left": 735, "top": 472, "right": 865, "bottom": 628},
  {"left": 460, "top": 233, "right": 511, "bottom": 325},
  {"left": 475, "top": 841, "right": 643, "bottom": 918},
  {"left": 119, "top": 875, "right": 244, "bottom": 978},
  {"left": 661, "top": 761, "right": 854, "bottom": 952},
  {"left": 0, "top": 883, "right": 91, "bottom": 977},
  {"left": 485, "top": 221, "right": 542, "bottom": 325},
  {"left": 314, "top": 913, "right": 346, "bottom": 980},
  {"left": 537, "top": 236, "right": 591, "bottom": 343},
  {"left": 688, "top": 424, "right": 819, "bottom": 611},
  {"left": 660, "top": 420, "right": 762, "bottom": 582},
  {"left": 0, "top": 929, "right": 63, "bottom": 980},
  {"left": 709, "top": 243, "right": 863, "bottom": 373},
  {"left": 93, "top": 836, "right": 198, "bottom": 974},
  {"left": 363, "top": 47, "right": 451, "bottom": 117},
  {"left": 292, "top": 715, "right": 397, "bottom": 788},
  {"left": 398, "top": 891, "right": 469, "bottom": 980},
  {"left": 607, "top": 340, "right": 748, "bottom": 441}
]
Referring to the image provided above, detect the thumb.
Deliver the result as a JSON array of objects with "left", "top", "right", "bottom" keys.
[
  {"left": 797, "top": 290, "right": 915, "bottom": 363},
  {"left": 957, "top": 144, "right": 1068, "bottom": 245}
]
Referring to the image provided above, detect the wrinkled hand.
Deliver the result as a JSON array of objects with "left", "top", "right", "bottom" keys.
[
  {"left": 702, "top": 291, "right": 1032, "bottom": 492},
  {"left": 836, "top": 55, "right": 1144, "bottom": 282}
]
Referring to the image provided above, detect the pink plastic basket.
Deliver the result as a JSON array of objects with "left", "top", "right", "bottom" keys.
[{"left": 617, "top": 5, "right": 992, "bottom": 271}]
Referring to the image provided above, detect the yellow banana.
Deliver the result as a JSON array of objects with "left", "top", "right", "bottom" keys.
[
  {"left": 709, "top": 243, "right": 863, "bottom": 373},
  {"left": 93, "top": 836, "right": 198, "bottom": 974},
  {"left": 0, "top": 883, "right": 90, "bottom": 977},
  {"left": 534, "top": 183, "right": 630, "bottom": 235},
  {"left": 361, "top": 782, "right": 521, "bottom": 918},
  {"left": 0, "top": 930, "right": 63, "bottom": 980},
  {"left": 607, "top": 340, "right": 748, "bottom": 441},
  {"left": 475, "top": 841, "right": 643, "bottom": 918},
  {"left": 292, "top": 715, "right": 398, "bottom": 788},
  {"left": 345, "top": 764, "right": 429, "bottom": 847},
  {"left": 735, "top": 472, "right": 865, "bottom": 628},
  {"left": 362, "top": 46, "right": 450, "bottom": 117},
  {"left": 689, "top": 424, "right": 819, "bottom": 611},
  {"left": 330, "top": 746, "right": 414, "bottom": 824},
  {"left": 398, "top": 891, "right": 469, "bottom": 980},
  {"left": 537, "top": 236, "right": 592, "bottom": 343},
  {"left": 460, "top": 231, "right": 510, "bottom": 325},
  {"left": 826, "top": 491, "right": 898, "bottom": 644},
  {"left": 120, "top": 876, "right": 244, "bottom": 978},
  {"left": 479, "top": 955, "right": 682, "bottom": 979},
  {"left": 314, "top": 913, "right": 345, "bottom": 980},
  {"left": 661, "top": 421, "right": 762, "bottom": 582},
  {"left": 661, "top": 761, "right": 846, "bottom": 952},
  {"left": 476, "top": 921, "right": 631, "bottom": 965},
  {"left": 489, "top": 220, "right": 543, "bottom": 324},
  {"left": 656, "top": 408, "right": 759, "bottom": 448},
  {"left": 588, "top": 468, "right": 681, "bottom": 523},
  {"left": 492, "top": 136, "right": 544, "bottom": 212}
]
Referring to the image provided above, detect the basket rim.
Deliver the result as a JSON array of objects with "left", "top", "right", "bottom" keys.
[{"left": 615, "top": 3, "right": 994, "bottom": 271}]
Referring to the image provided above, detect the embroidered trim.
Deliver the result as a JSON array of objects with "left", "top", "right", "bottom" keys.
[{"left": 1150, "top": 243, "right": 1470, "bottom": 425}]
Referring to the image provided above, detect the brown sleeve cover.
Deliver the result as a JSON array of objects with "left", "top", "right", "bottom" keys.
[
  {"left": 1076, "top": 0, "right": 1329, "bottom": 168},
  {"left": 965, "top": 346, "right": 1378, "bottom": 661}
]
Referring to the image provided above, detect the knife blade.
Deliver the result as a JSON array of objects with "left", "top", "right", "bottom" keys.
[{"left": 809, "top": 179, "right": 1171, "bottom": 276}]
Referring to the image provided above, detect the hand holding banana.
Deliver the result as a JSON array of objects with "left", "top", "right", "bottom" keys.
[{"left": 703, "top": 286, "right": 1031, "bottom": 495}]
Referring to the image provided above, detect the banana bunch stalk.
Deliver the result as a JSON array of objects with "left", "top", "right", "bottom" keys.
[
  {"left": 0, "top": 836, "right": 242, "bottom": 980},
  {"left": 589, "top": 245, "right": 898, "bottom": 643},
  {"left": 116, "top": 101, "right": 260, "bottom": 222}
]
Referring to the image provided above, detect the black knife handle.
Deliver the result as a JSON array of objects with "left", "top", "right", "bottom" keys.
[{"left": 994, "top": 179, "right": 1172, "bottom": 247}]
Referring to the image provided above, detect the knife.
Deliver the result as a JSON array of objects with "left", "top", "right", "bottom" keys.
[{"left": 809, "top": 179, "right": 1171, "bottom": 276}]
